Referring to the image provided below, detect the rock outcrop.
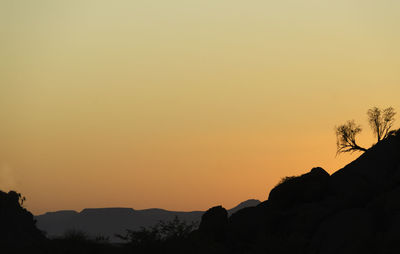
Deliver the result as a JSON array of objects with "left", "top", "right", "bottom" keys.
[
  {"left": 197, "top": 130, "right": 400, "bottom": 254},
  {"left": 199, "top": 206, "right": 228, "bottom": 242},
  {"left": 0, "top": 190, "right": 45, "bottom": 249}
]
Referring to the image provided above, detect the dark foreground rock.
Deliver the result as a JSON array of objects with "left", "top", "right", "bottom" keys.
[
  {"left": 198, "top": 206, "right": 228, "bottom": 242},
  {"left": 0, "top": 190, "right": 45, "bottom": 252}
]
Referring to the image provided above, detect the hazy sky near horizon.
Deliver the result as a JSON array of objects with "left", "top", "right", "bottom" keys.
[{"left": 1, "top": 0, "right": 400, "bottom": 214}]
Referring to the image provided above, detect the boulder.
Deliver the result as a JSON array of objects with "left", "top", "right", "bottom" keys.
[
  {"left": 268, "top": 167, "right": 330, "bottom": 208},
  {"left": 198, "top": 205, "right": 228, "bottom": 242}
]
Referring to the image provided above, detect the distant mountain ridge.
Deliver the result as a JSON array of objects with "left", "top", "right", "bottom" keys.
[{"left": 35, "top": 199, "right": 261, "bottom": 242}]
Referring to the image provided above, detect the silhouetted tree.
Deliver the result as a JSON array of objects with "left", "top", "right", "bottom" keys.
[
  {"left": 335, "top": 106, "right": 396, "bottom": 155},
  {"left": 367, "top": 106, "right": 396, "bottom": 142},
  {"left": 335, "top": 120, "right": 367, "bottom": 154}
]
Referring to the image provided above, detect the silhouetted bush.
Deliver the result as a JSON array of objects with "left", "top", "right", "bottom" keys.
[
  {"left": 116, "top": 216, "right": 197, "bottom": 253},
  {"left": 61, "top": 229, "right": 90, "bottom": 242},
  {"left": 49, "top": 229, "right": 117, "bottom": 254},
  {"left": 93, "top": 234, "right": 110, "bottom": 243},
  {"left": 275, "top": 176, "right": 297, "bottom": 187}
]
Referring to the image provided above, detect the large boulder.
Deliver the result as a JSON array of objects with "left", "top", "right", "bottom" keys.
[
  {"left": 268, "top": 167, "right": 330, "bottom": 208},
  {"left": 198, "top": 205, "right": 228, "bottom": 242}
]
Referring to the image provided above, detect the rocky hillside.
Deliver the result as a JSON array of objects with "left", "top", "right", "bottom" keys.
[{"left": 196, "top": 130, "right": 400, "bottom": 254}]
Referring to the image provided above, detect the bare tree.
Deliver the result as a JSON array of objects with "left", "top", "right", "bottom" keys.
[
  {"left": 335, "top": 120, "right": 367, "bottom": 154},
  {"left": 367, "top": 107, "right": 396, "bottom": 142},
  {"left": 335, "top": 106, "right": 396, "bottom": 155}
]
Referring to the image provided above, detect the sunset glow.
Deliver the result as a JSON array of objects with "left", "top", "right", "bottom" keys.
[{"left": 1, "top": 0, "right": 400, "bottom": 214}]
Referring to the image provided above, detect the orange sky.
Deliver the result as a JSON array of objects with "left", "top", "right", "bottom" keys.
[{"left": 1, "top": 0, "right": 400, "bottom": 215}]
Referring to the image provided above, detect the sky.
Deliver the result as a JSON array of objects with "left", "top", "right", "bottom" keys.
[{"left": 1, "top": 0, "right": 400, "bottom": 215}]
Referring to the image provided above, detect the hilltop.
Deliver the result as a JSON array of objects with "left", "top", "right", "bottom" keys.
[{"left": 196, "top": 129, "right": 400, "bottom": 253}]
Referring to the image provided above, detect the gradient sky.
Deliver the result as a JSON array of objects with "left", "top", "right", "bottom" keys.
[{"left": 1, "top": 0, "right": 400, "bottom": 215}]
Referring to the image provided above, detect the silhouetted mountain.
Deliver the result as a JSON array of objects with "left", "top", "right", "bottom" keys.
[
  {"left": 228, "top": 199, "right": 261, "bottom": 215},
  {"left": 35, "top": 199, "right": 260, "bottom": 242}
]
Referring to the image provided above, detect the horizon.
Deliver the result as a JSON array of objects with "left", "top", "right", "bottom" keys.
[
  {"left": 1, "top": 0, "right": 400, "bottom": 215},
  {"left": 34, "top": 198, "right": 261, "bottom": 216}
]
